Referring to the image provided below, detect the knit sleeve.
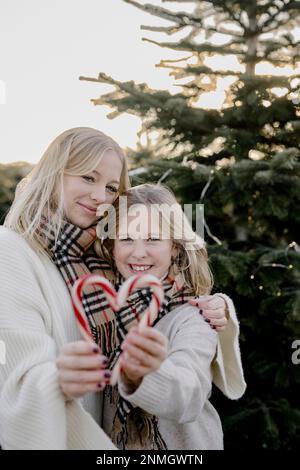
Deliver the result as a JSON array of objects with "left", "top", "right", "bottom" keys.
[
  {"left": 212, "top": 293, "right": 247, "bottom": 400},
  {"left": 0, "top": 230, "right": 114, "bottom": 450},
  {"left": 118, "top": 307, "right": 218, "bottom": 424}
]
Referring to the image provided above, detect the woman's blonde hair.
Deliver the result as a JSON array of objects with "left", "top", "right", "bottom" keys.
[
  {"left": 97, "top": 183, "right": 213, "bottom": 296},
  {"left": 5, "top": 127, "right": 130, "bottom": 254}
]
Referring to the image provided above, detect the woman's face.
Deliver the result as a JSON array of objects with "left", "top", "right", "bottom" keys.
[
  {"left": 63, "top": 150, "right": 122, "bottom": 228},
  {"left": 113, "top": 208, "right": 178, "bottom": 280}
]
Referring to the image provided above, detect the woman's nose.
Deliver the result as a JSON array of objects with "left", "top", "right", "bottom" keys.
[{"left": 90, "top": 186, "right": 106, "bottom": 204}]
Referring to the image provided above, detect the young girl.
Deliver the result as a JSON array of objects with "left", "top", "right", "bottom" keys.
[
  {"left": 0, "top": 128, "right": 229, "bottom": 449},
  {"left": 57, "top": 183, "right": 246, "bottom": 450}
]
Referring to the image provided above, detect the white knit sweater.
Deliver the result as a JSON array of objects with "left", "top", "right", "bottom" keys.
[
  {"left": 0, "top": 227, "right": 115, "bottom": 450},
  {"left": 119, "top": 304, "right": 223, "bottom": 449},
  {"left": 103, "top": 299, "right": 246, "bottom": 450}
]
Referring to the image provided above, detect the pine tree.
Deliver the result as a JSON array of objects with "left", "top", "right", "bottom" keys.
[
  {"left": 80, "top": 0, "right": 300, "bottom": 449},
  {"left": 0, "top": 162, "right": 32, "bottom": 224}
]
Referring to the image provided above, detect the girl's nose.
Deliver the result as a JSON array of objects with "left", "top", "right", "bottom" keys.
[{"left": 131, "top": 239, "right": 148, "bottom": 258}]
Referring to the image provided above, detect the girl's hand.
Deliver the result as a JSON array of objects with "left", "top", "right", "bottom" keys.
[
  {"left": 56, "top": 341, "right": 111, "bottom": 399},
  {"left": 119, "top": 326, "right": 168, "bottom": 390},
  {"left": 189, "top": 294, "right": 228, "bottom": 332}
]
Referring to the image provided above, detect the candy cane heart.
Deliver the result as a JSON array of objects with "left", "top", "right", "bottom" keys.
[
  {"left": 71, "top": 273, "right": 165, "bottom": 386},
  {"left": 71, "top": 274, "right": 119, "bottom": 342}
]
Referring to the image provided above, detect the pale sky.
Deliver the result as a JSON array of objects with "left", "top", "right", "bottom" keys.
[
  {"left": 0, "top": 1, "right": 298, "bottom": 164},
  {"left": 0, "top": 0, "right": 189, "bottom": 164}
]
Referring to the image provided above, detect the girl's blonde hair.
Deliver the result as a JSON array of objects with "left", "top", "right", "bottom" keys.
[
  {"left": 5, "top": 127, "right": 130, "bottom": 254},
  {"left": 97, "top": 183, "right": 213, "bottom": 296}
]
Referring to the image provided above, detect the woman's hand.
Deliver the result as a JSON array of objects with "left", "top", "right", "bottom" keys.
[
  {"left": 56, "top": 341, "right": 111, "bottom": 399},
  {"left": 119, "top": 326, "right": 168, "bottom": 390},
  {"left": 189, "top": 294, "right": 228, "bottom": 332}
]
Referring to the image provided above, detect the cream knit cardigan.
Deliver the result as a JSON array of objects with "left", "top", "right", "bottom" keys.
[
  {"left": 0, "top": 227, "right": 246, "bottom": 449},
  {"left": 0, "top": 227, "right": 115, "bottom": 450}
]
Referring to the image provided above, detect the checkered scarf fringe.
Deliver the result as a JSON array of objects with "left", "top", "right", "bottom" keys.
[{"left": 39, "top": 219, "right": 195, "bottom": 450}]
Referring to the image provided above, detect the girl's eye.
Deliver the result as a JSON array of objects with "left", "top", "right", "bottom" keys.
[
  {"left": 106, "top": 185, "right": 119, "bottom": 193},
  {"left": 119, "top": 237, "right": 133, "bottom": 242},
  {"left": 82, "top": 175, "right": 95, "bottom": 183},
  {"left": 148, "top": 237, "right": 161, "bottom": 242}
]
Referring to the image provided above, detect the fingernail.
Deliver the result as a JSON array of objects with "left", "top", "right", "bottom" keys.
[
  {"left": 104, "top": 371, "right": 111, "bottom": 378},
  {"left": 97, "top": 383, "right": 104, "bottom": 389},
  {"left": 211, "top": 325, "right": 216, "bottom": 330},
  {"left": 93, "top": 347, "right": 100, "bottom": 354},
  {"left": 199, "top": 309, "right": 203, "bottom": 315},
  {"left": 204, "top": 318, "right": 210, "bottom": 323}
]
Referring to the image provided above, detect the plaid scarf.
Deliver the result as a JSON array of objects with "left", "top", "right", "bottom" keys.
[{"left": 39, "top": 219, "right": 195, "bottom": 449}]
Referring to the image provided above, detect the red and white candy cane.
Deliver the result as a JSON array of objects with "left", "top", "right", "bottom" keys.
[
  {"left": 71, "top": 273, "right": 164, "bottom": 386},
  {"left": 71, "top": 274, "right": 119, "bottom": 342},
  {"left": 110, "top": 273, "right": 165, "bottom": 385}
]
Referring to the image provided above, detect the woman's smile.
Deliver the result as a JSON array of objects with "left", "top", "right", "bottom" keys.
[{"left": 77, "top": 202, "right": 98, "bottom": 215}]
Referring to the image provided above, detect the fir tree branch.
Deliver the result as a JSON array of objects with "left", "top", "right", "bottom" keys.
[
  {"left": 161, "top": 0, "right": 196, "bottom": 3},
  {"left": 142, "top": 37, "right": 245, "bottom": 56},
  {"left": 123, "top": 0, "right": 202, "bottom": 27},
  {"left": 204, "top": 25, "right": 244, "bottom": 38},
  {"left": 216, "top": 1, "right": 247, "bottom": 31},
  {"left": 141, "top": 24, "right": 184, "bottom": 34},
  {"left": 259, "top": 2, "right": 282, "bottom": 31},
  {"left": 157, "top": 63, "right": 241, "bottom": 78},
  {"left": 157, "top": 55, "right": 193, "bottom": 64}
]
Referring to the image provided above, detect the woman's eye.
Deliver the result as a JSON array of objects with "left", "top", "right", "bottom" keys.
[
  {"left": 81, "top": 177, "right": 118, "bottom": 194},
  {"left": 119, "top": 237, "right": 133, "bottom": 242},
  {"left": 82, "top": 175, "right": 95, "bottom": 183},
  {"left": 106, "top": 185, "right": 119, "bottom": 193},
  {"left": 148, "top": 237, "right": 161, "bottom": 242}
]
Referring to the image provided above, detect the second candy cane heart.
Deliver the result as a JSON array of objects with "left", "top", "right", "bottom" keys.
[{"left": 110, "top": 273, "right": 165, "bottom": 385}]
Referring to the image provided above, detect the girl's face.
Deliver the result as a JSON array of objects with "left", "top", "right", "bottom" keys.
[
  {"left": 113, "top": 208, "right": 178, "bottom": 280},
  {"left": 63, "top": 150, "right": 122, "bottom": 228}
]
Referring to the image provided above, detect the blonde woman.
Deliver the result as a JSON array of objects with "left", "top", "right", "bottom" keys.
[
  {"left": 0, "top": 128, "right": 229, "bottom": 450},
  {"left": 0, "top": 127, "right": 129, "bottom": 449},
  {"left": 57, "top": 184, "right": 246, "bottom": 450}
]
